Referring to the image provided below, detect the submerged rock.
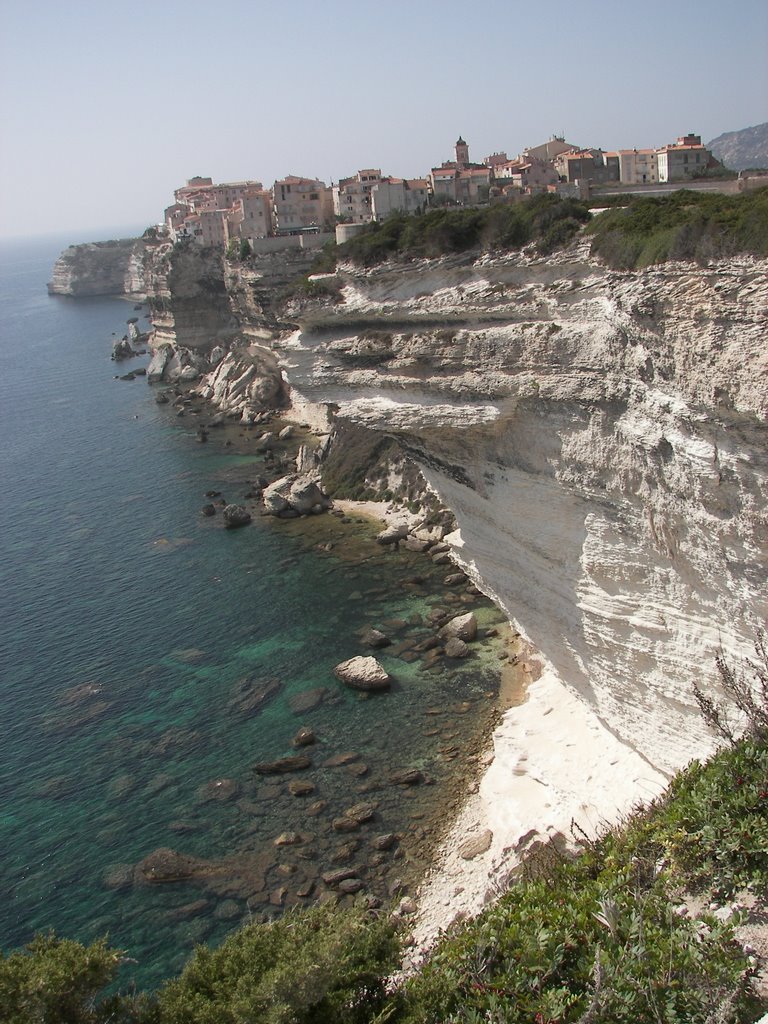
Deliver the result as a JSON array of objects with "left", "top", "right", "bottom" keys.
[
  {"left": 254, "top": 755, "right": 312, "bottom": 775},
  {"left": 363, "top": 628, "right": 391, "bottom": 650},
  {"left": 222, "top": 504, "right": 252, "bottom": 528},
  {"left": 228, "top": 675, "right": 282, "bottom": 717},
  {"left": 292, "top": 726, "right": 316, "bottom": 747},
  {"left": 102, "top": 863, "right": 135, "bottom": 891},
  {"left": 137, "top": 847, "right": 215, "bottom": 883},
  {"left": 289, "top": 687, "right": 329, "bottom": 713},
  {"left": 445, "top": 637, "right": 470, "bottom": 659},
  {"left": 197, "top": 778, "right": 240, "bottom": 803}
]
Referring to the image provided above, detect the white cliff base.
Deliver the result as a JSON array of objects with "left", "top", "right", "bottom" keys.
[{"left": 275, "top": 242, "right": 767, "bottom": 945}]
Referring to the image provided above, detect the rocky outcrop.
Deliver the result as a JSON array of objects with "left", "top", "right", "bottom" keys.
[
  {"left": 280, "top": 242, "right": 768, "bottom": 777},
  {"left": 111, "top": 337, "right": 135, "bottom": 361},
  {"left": 262, "top": 473, "right": 332, "bottom": 517},
  {"left": 48, "top": 237, "right": 157, "bottom": 297},
  {"left": 193, "top": 345, "right": 286, "bottom": 418}
]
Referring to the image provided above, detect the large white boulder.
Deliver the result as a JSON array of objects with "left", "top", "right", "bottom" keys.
[
  {"left": 334, "top": 656, "right": 391, "bottom": 692},
  {"left": 440, "top": 612, "right": 477, "bottom": 643},
  {"left": 262, "top": 474, "right": 331, "bottom": 516}
]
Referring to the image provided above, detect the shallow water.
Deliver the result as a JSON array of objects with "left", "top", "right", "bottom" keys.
[{"left": 0, "top": 234, "right": 509, "bottom": 989}]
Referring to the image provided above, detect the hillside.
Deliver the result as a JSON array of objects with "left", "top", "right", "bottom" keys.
[{"left": 708, "top": 122, "right": 768, "bottom": 171}]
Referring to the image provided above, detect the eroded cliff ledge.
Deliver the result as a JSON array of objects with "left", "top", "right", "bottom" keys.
[
  {"left": 47, "top": 236, "right": 161, "bottom": 297},
  {"left": 56, "top": 230, "right": 767, "bottom": 925},
  {"left": 273, "top": 242, "right": 767, "bottom": 781},
  {"left": 138, "top": 237, "right": 767, "bottom": 780}
]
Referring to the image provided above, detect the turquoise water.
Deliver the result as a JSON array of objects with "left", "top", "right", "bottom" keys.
[{"left": 0, "top": 234, "right": 507, "bottom": 989}]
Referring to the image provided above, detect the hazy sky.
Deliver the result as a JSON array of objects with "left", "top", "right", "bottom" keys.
[{"left": 1, "top": 0, "right": 766, "bottom": 240}]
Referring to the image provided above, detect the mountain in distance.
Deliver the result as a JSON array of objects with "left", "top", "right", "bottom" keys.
[{"left": 707, "top": 121, "right": 768, "bottom": 171}]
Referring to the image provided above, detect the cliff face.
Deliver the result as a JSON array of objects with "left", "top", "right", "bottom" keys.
[
  {"left": 48, "top": 237, "right": 156, "bottom": 297},
  {"left": 62, "top": 231, "right": 766, "bottom": 779},
  {"left": 54, "top": 230, "right": 767, "bottom": 915},
  {"left": 274, "top": 243, "right": 768, "bottom": 775},
  {"left": 146, "top": 242, "right": 237, "bottom": 350}
]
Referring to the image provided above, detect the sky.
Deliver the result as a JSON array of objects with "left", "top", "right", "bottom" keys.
[{"left": 0, "top": 0, "right": 766, "bottom": 241}]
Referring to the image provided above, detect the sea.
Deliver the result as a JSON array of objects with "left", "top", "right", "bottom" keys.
[{"left": 0, "top": 230, "right": 508, "bottom": 990}]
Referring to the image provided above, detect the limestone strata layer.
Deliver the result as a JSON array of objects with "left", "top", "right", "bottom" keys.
[
  {"left": 279, "top": 242, "right": 768, "bottom": 778},
  {"left": 144, "top": 237, "right": 767, "bottom": 934},
  {"left": 48, "top": 237, "right": 157, "bottom": 297}
]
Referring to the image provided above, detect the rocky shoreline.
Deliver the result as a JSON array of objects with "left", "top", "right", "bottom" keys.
[
  {"left": 105, "top": 357, "right": 530, "bottom": 945},
  {"left": 113, "top": 313, "right": 661, "bottom": 966},
  {"left": 91, "top": 233, "right": 767, "bottom": 964}
]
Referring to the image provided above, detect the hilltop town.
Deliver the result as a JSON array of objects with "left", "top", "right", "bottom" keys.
[{"left": 163, "top": 132, "right": 725, "bottom": 251}]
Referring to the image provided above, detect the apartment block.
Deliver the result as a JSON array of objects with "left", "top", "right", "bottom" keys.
[{"left": 273, "top": 176, "right": 334, "bottom": 233}]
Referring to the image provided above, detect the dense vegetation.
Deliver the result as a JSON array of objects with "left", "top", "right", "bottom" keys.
[
  {"left": 334, "top": 195, "right": 591, "bottom": 267},
  {"left": 586, "top": 187, "right": 768, "bottom": 269},
  {"left": 4, "top": 646, "right": 768, "bottom": 1023},
  {"left": 303, "top": 189, "right": 768, "bottom": 280}
]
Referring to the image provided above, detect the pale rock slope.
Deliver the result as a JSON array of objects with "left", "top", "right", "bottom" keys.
[{"left": 275, "top": 241, "right": 768, "bottom": 937}]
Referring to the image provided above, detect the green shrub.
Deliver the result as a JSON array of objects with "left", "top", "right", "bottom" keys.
[
  {"left": 156, "top": 903, "right": 399, "bottom": 1024},
  {"left": 336, "top": 196, "right": 591, "bottom": 267},
  {"left": 0, "top": 934, "right": 128, "bottom": 1024},
  {"left": 588, "top": 188, "right": 768, "bottom": 268},
  {"left": 650, "top": 738, "right": 768, "bottom": 899},
  {"left": 400, "top": 855, "right": 758, "bottom": 1023}
]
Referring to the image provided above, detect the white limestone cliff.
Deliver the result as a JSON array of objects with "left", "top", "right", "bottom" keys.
[
  {"left": 48, "top": 237, "right": 155, "bottom": 297},
  {"left": 141, "top": 235, "right": 767, "bottom": 937},
  {"left": 270, "top": 241, "right": 768, "bottom": 932}
]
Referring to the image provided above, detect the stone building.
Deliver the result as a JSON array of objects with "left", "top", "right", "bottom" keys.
[
  {"left": 333, "top": 169, "right": 383, "bottom": 223},
  {"left": 272, "top": 176, "right": 334, "bottom": 233}
]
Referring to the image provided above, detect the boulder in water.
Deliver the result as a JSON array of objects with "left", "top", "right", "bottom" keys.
[
  {"left": 334, "top": 656, "right": 391, "bottom": 692},
  {"left": 439, "top": 612, "right": 477, "bottom": 642},
  {"left": 223, "top": 504, "right": 251, "bottom": 528},
  {"left": 376, "top": 524, "right": 409, "bottom": 546},
  {"left": 147, "top": 345, "right": 173, "bottom": 382},
  {"left": 262, "top": 473, "right": 332, "bottom": 517},
  {"left": 111, "top": 337, "right": 135, "bottom": 361}
]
